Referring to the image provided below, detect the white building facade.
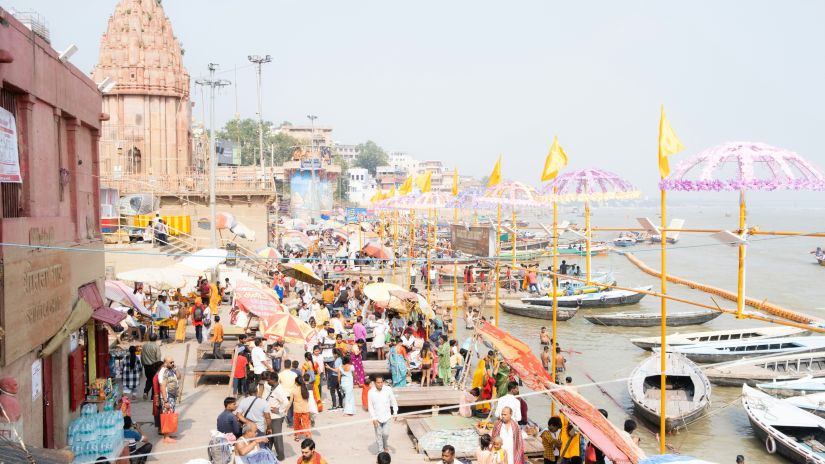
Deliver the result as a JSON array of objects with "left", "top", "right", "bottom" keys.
[{"left": 346, "top": 167, "right": 377, "bottom": 205}]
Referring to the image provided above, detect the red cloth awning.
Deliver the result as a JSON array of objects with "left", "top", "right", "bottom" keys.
[
  {"left": 81, "top": 282, "right": 126, "bottom": 325},
  {"left": 91, "top": 306, "right": 126, "bottom": 325}
]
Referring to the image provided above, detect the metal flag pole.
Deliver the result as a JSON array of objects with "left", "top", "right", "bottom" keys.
[
  {"left": 551, "top": 186, "right": 559, "bottom": 414},
  {"left": 494, "top": 202, "right": 502, "bottom": 326},
  {"left": 584, "top": 199, "right": 592, "bottom": 284},
  {"left": 736, "top": 190, "right": 747, "bottom": 319},
  {"left": 408, "top": 208, "right": 415, "bottom": 289},
  {"left": 512, "top": 207, "right": 517, "bottom": 270},
  {"left": 659, "top": 186, "right": 668, "bottom": 454}
]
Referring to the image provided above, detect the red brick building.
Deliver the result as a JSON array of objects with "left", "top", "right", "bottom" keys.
[{"left": 0, "top": 8, "right": 107, "bottom": 448}]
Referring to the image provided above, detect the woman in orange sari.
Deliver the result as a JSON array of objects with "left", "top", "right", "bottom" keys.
[
  {"left": 302, "top": 352, "right": 323, "bottom": 412},
  {"left": 471, "top": 359, "right": 491, "bottom": 413}
]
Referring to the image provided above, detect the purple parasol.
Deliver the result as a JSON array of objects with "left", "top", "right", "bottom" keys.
[
  {"left": 539, "top": 168, "right": 641, "bottom": 202},
  {"left": 659, "top": 141, "right": 825, "bottom": 192}
]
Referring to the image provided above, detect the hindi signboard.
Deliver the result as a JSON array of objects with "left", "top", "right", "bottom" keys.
[
  {"left": 450, "top": 224, "right": 494, "bottom": 258},
  {"left": 300, "top": 158, "right": 322, "bottom": 171},
  {"left": 0, "top": 107, "right": 22, "bottom": 183}
]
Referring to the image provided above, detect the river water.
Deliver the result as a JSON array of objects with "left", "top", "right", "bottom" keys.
[{"left": 436, "top": 204, "right": 824, "bottom": 463}]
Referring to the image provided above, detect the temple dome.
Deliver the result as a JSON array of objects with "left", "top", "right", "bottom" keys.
[{"left": 92, "top": 0, "right": 189, "bottom": 98}]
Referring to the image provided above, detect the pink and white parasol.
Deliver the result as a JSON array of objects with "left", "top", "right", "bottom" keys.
[
  {"left": 540, "top": 168, "right": 641, "bottom": 202},
  {"left": 659, "top": 141, "right": 825, "bottom": 192},
  {"left": 479, "top": 181, "right": 542, "bottom": 208}
]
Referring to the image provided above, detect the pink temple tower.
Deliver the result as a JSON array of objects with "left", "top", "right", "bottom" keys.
[{"left": 92, "top": 0, "right": 192, "bottom": 178}]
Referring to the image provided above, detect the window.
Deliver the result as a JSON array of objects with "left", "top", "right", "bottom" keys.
[{"left": 0, "top": 88, "right": 23, "bottom": 218}]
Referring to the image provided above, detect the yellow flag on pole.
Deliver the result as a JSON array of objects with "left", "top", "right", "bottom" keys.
[
  {"left": 541, "top": 136, "right": 568, "bottom": 182},
  {"left": 658, "top": 105, "right": 685, "bottom": 178},
  {"left": 452, "top": 168, "right": 459, "bottom": 196},
  {"left": 369, "top": 191, "right": 384, "bottom": 203},
  {"left": 487, "top": 156, "right": 502, "bottom": 187},
  {"left": 388, "top": 185, "right": 396, "bottom": 197},
  {"left": 415, "top": 171, "right": 432, "bottom": 193},
  {"left": 399, "top": 176, "right": 413, "bottom": 195}
]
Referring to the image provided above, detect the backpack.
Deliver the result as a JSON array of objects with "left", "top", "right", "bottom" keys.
[{"left": 193, "top": 305, "right": 204, "bottom": 322}]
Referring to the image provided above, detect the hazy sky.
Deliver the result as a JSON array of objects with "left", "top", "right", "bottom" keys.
[{"left": 19, "top": 0, "right": 825, "bottom": 203}]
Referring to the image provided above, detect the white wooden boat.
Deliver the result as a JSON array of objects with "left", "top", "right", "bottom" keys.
[
  {"left": 585, "top": 310, "right": 720, "bottom": 328},
  {"left": 662, "top": 336, "right": 825, "bottom": 364},
  {"left": 705, "top": 352, "right": 825, "bottom": 387},
  {"left": 758, "top": 376, "right": 825, "bottom": 398},
  {"left": 628, "top": 352, "right": 710, "bottom": 432},
  {"left": 784, "top": 392, "right": 825, "bottom": 418},
  {"left": 523, "top": 286, "right": 651, "bottom": 308},
  {"left": 742, "top": 384, "right": 825, "bottom": 463},
  {"left": 631, "top": 326, "right": 807, "bottom": 351}
]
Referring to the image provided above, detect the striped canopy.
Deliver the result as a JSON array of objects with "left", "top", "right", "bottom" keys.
[
  {"left": 660, "top": 141, "right": 825, "bottom": 192},
  {"left": 540, "top": 168, "right": 640, "bottom": 203}
]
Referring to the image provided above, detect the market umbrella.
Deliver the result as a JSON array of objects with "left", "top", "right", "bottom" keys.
[
  {"left": 179, "top": 248, "right": 228, "bottom": 272},
  {"left": 104, "top": 280, "right": 150, "bottom": 316},
  {"left": 278, "top": 262, "right": 323, "bottom": 286},
  {"left": 116, "top": 267, "right": 187, "bottom": 290},
  {"left": 660, "top": 141, "right": 825, "bottom": 318},
  {"left": 540, "top": 168, "right": 641, "bottom": 284},
  {"left": 322, "top": 219, "right": 345, "bottom": 229},
  {"left": 362, "top": 242, "right": 393, "bottom": 260},
  {"left": 388, "top": 290, "right": 435, "bottom": 318},
  {"left": 234, "top": 280, "right": 286, "bottom": 318},
  {"left": 258, "top": 312, "right": 315, "bottom": 344},
  {"left": 282, "top": 230, "right": 311, "bottom": 247},
  {"left": 363, "top": 282, "right": 406, "bottom": 302},
  {"left": 476, "top": 320, "right": 644, "bottom": 464},
  {"left": 257, "top": 246, "right": 281, "bottom": 260}
]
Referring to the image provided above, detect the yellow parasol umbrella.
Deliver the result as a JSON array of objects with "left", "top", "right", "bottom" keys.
[
  {"left": 278, "top": 262, "right": 323, "bottom": 286},
  {"left": 259, "top": 312, "right": 315, "bottom": 344}
]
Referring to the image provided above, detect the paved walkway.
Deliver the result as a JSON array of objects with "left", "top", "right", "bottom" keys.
[{"left": 127, "top": 304, "right": 425, "bottom": 463}]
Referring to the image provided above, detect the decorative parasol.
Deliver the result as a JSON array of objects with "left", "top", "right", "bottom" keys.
[
  {"left": 541, "top": 168, "right": 641, "bottom": 203},
  {"left": 233, "top": 280, "right": 285, "bottom": 317},
  {"left": 282, "top": 230, "right": 311, "bottom": 247},
  {"left": 479, "top": 181, "right": 542, "bottom": 209},
  {"left": 258, "top": 312, "right": 314, "bottom": 344},
  {"left": 278, "top": 262, "right": 323, "bottom": 286},
  {"left": 660, "top": 141, "right": 825, "bottom": 318},
  {"left": 541, "top": 168, "right": 641, "bottom": 283},
  {"left": 660, "top": 141, "right": 825, "bottom": 192},
  {"left": 408, "top": 191, "right": 452, "bottom": 211}
]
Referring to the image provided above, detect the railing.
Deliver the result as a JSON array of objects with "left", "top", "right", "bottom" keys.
[
  {"left": 100, "top": 174, "right": 277, "bottom": 196},
  {"left": 221, "top": 238, "right": 272, "bottom": 284}
]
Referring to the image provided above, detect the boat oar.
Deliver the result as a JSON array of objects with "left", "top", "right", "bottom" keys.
[{"left": 583, "top": 371, "right": 678, "bottom": 452}]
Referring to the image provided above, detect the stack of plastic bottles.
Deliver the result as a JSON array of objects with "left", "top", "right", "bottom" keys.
[{"left": 68, "top": 401, "right": 125, "bottom": 463}]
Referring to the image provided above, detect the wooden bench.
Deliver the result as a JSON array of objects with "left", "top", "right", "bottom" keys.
[
  {"left": 394, "top": 385, "right": 463, "bottom": 408},
  {"left": 193, "top": 358, "right": 233, "bottom": 385},
  {"left": 196, "top": 340, "right": 239, "bottom": 359}
]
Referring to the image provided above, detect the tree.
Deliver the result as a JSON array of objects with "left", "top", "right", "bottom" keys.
[
  {"left": 354, "top": 140, "right": 388, "bottom": 176},
  {"left": 216, "top": 118, "right": 299, "bottom": 166}
]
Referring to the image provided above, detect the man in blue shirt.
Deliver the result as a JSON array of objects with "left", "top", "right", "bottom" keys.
[
  {"left": 216, "top": 397, "right": 244, "bottom": 438},
  {"left": 123, "top": 415, "right": 152, "bottom": 463}
]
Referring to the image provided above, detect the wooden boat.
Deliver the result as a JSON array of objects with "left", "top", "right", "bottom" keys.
[
  {"left": 758, "top": 376, "right": 825, "bottom": 398},
  {"left": 783, "top": 392, "right": 825, "bottom": 418},
  {"left": 705, "top": 352, "right": 825, "bottom": 387},
  {"left": 742, "top": 384, "right": 825, "bottom": 463},
  {"left": 819, "top": 257, "right": 825, "bottom": 267},
  {"left": 536, "top": 272, "right": 616, "bottom": 295},
  {"left": 628, "top": 352, "right": 710, "bottom": 432},
  {"left": 631, "top": 326, "right": 807, "bottom": 351},
  {"left": 499, "top": 301, "right": 577, "bottom": 320},
  {"left": 612, "top": 236, "right": 636, "bottom": 247},
  {"left": 557, "top": 242, "right": 610, "bottom": 256},
  {"left": 585, "top": 310, "right": 720, "bottom": 328},
  {"left": 664, "top": 336, "right": 825, "bottom": 364},
  {"left": 523, "top": 286, "right": 651, "bottom": 308}
]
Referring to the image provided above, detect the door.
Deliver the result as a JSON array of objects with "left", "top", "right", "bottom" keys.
[{"left": 42, "top": 354, "right": 54, "bottom": 448}]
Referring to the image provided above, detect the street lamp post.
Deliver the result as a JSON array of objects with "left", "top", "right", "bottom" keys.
[
  {"left": 195, "top": 64, "right": 231, "bottom": 248},
  {"left": 248, "top": 54, "right": 272, "bottom": 175}
]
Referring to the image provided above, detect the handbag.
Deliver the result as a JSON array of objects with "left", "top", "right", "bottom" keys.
[
  {"left": 160, "top": 411, "right": 178, "bottom": 434},
  {"left": 585, "top": 443, "right": 597, "bottom": 463}
]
